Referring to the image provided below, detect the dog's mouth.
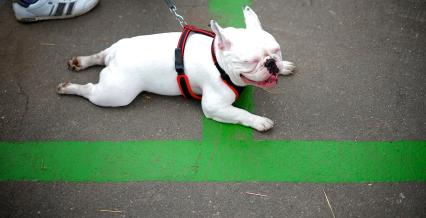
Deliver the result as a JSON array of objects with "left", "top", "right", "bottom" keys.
[{"left": 240, "top": 74, "right": 278, "bottom": 88}]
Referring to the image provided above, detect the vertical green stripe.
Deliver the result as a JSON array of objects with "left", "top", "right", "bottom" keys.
[
  {"left": 209, "top": 0, "right": 252, "bottom": 27},
  {"left": 203, "top": 0, "right": 254, "bottom": 143}
]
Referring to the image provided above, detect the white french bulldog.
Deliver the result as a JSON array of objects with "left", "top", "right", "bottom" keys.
[{"left": 57, "top": 6, "right": 295, "bottom": 131}]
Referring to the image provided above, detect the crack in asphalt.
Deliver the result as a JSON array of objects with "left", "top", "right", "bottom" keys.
[{"left": 16, "top": 79, "right": 29, "bottom": 128}]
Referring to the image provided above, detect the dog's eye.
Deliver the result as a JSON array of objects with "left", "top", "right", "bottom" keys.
[{"left": 243, "top": 58, "right": 260, "bottom": 64}]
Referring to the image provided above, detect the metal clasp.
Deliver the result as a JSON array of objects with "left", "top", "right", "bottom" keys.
[{"left": 164, "top": 0, "right": 187, "bottom": 27}]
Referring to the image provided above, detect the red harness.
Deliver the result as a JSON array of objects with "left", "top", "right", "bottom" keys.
[{"left": 175, "top": 25, "right": 244, "bottom": 101}]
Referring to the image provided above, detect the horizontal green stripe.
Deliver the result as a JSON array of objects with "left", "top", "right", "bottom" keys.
[{"left": 0, "top": 140, "right": 424, "bottom": 182}]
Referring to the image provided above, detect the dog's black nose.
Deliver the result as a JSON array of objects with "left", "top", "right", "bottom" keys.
[{"left": 264, "top": 58, "right": 279, "bottom": 75}]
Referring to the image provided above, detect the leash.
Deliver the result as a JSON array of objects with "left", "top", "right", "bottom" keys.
[{"left": 163, "top": 0, "right": 187, "bottom": 27}]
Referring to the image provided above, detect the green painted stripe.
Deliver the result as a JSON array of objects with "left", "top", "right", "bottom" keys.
[
  {"left": 0, "top": 141, "right": 201, "bottom": 182},
  {"left": 0, "top": 0, "right": 425, "bottom": 183},
  {"left": 209, "top": 0, "right": 252, "bottom": 27},
  {"left": 203, "top": 0, "right": 254, "bottom": 142},
  {"left": 0, "top": 140, "right": 424, "bottom": 182}
]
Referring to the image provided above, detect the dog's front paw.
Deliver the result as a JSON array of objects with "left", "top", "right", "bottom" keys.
[
  {"left": 252, "top": 116, "right": 274, "bottom": 131},
  {"left": 279, "top": 61, "right": 296, "bottom": 75},
  {"left": 67, "top": 57, "right": 82, "bottom": 71}
]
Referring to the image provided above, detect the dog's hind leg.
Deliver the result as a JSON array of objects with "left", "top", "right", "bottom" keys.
[
  {"left": 57, "top": 81, "right": 94, "bottom": 98},
  {"left": 57, "top": 67, "right": 141, "bottom": 107},
  {"left": 57, "top": 81, "right": 138, "bottom": 107},
  {"left": 67, "top": 49, "right": 108, "bottom": 72}
]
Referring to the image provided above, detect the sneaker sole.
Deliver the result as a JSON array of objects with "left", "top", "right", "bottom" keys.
[{"left": 16, "top": 0, "right": 99, "bottom": 23}]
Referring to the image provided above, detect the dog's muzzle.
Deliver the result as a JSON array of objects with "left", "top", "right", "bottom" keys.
[{"left": 264, "top": 58, "right": 279, "bottom": 75}]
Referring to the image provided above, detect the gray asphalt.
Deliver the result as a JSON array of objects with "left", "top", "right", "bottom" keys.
[
  {"left": 1, "top": 182, "right": 425, "bottom": 217},
  {"left": 253, "top": 0, "right": 426, "bottom": 140},
  {"left": 0, "top": 0, "right": 425, "bottom": 217}
]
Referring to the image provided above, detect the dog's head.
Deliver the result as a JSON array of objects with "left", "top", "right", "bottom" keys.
[{"left": 211, "top": 6, "right": 283, "bottom": 89}]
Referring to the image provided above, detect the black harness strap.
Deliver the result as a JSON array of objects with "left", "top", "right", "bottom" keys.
[
  {"left": 210, "top": 38, "right": 245, "bottom": 98},
  {"left": 175, "top": 25, "right": 244, "bottom": 101}
]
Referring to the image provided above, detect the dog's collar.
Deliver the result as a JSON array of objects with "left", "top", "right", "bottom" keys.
[{"left": 174, "top": 25, "right": 244, "bottom": 101}]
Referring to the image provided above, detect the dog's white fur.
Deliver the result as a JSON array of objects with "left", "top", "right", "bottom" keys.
[{"left": 57, "top": 6, "right": 295, "bottom": 131}]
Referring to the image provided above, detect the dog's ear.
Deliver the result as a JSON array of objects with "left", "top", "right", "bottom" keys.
[
  {"left": 210, "top": 20, "right": 231, "bottom": 50},
  {"left": 243, "top": 6, "right": 262, "bottom": 30}
]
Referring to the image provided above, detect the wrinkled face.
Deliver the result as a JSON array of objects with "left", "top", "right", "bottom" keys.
[
  {"left": 211, "top": 6, "right": 283, "bottom": 89},
  {"left": 228, "top": 30, "right": 282, "bottom": 88}
]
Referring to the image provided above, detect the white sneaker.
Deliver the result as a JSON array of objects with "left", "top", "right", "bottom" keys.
[{"left": 13, "top": 0, "right": 99, "bottom": 22}]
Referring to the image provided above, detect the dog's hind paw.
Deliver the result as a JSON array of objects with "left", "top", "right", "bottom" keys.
[
  {"left": 67, "top": 57, "right": 82, "bottom": 71},
  {"left": 57, "top": 82, "right": 70, "bottom": 94}
]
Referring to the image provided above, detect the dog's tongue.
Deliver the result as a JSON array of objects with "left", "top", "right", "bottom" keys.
[{"left": 258, "top": 74, "right": 278, "bottom": 88}]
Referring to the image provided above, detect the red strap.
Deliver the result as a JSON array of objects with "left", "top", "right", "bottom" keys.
[
  {"left": 184, "top": 25, "right": 215, "bottom": 37},
  {"left": 176, "top": 25, "right": 212, "bottom": 100},
  {"left": 176, "top": 75, "right": 202, "bottom": 101},
  {"left": 175, "top": 25, "right": 242, "bottom": 101}
]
